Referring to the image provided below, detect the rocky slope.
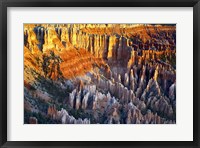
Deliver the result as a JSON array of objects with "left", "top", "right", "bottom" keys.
[{"left": 24, "top": 24, "right": 176, "bottom": 124}]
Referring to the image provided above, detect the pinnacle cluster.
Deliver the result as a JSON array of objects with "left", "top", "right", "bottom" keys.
[{"left": 24, "top": 24, "right": 176, "bottom": 124}]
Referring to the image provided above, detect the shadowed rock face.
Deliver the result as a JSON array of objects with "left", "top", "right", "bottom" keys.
[{"left": 24, "top": 24, "right": 176, "bottom": 124}]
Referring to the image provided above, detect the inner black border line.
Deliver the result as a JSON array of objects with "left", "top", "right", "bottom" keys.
[{"left": 22, "top": 23, "right": 177, "bottom": 125}]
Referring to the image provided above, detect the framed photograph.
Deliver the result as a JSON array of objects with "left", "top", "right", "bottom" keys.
[{"left": 0, "top": 0, "right": 199, "bottom": 147}]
